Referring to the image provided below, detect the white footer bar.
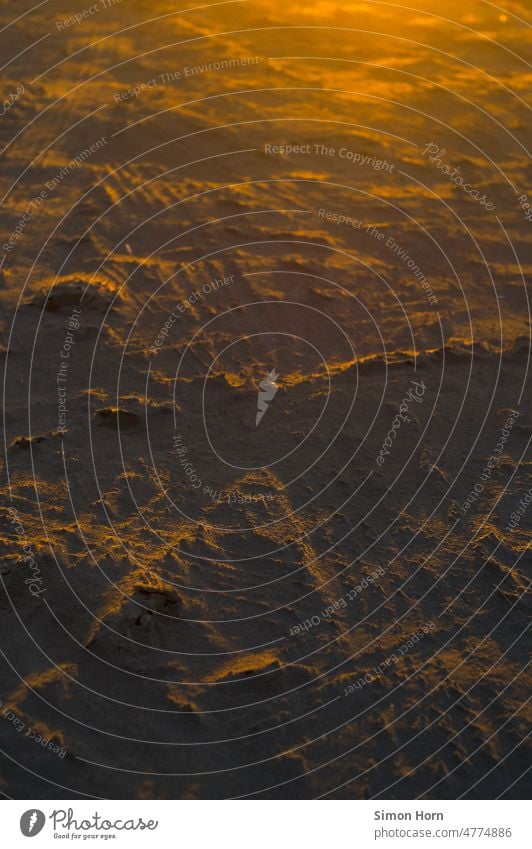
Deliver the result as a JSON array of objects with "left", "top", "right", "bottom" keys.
[{"left": 4, "top": 800, "right": 528, "bottom": 848}]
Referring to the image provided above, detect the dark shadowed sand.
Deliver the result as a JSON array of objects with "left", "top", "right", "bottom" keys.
[{"left": 0, "top": 0, "right": 530, "bottom": 799}]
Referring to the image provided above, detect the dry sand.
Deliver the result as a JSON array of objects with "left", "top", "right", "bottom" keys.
[{"left": 0, "top": 0, "right": 530, "bottom": 799}]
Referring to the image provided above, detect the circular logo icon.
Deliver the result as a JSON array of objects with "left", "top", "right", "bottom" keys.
[{"left": 20, "top": 810, "right": 46, "bottom": 837}]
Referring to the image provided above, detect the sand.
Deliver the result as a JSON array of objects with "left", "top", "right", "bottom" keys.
[{"left": 0, "top": 0, "right": 530, "bottom": 799}]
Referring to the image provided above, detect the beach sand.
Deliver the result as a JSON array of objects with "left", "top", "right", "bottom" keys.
[{"left": 0, "top": 0, "right": 530, "bottom": 799}]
